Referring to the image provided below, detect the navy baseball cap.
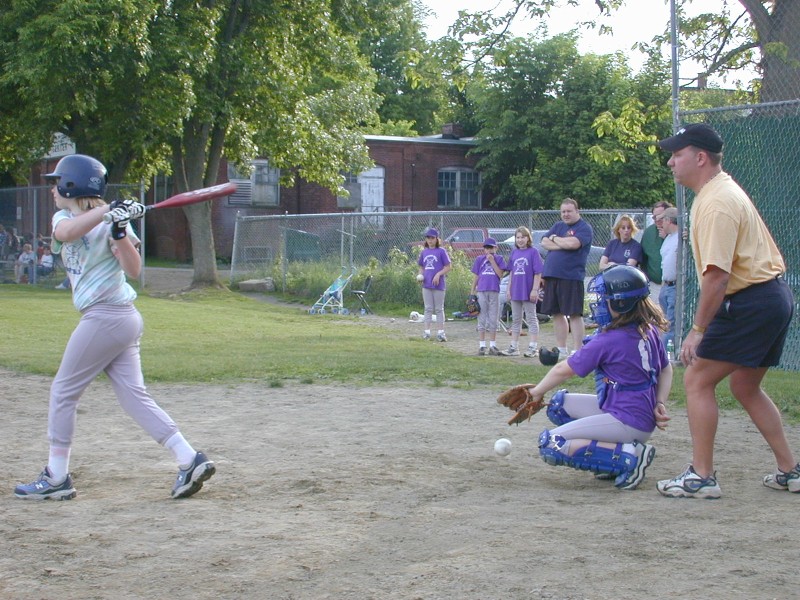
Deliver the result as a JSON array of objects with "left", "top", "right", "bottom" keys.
[{"left": 658, "top": 123, "right": 723, "bottom": 153}]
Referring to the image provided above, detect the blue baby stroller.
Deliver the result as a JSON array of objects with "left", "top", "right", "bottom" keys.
[{"left": 309, "top": 267, "right": 354, "bottom": 314}]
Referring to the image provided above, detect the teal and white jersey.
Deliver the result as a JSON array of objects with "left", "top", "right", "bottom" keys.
[{"left": 53, "top": 209, "right": 138, "bottom": 312}]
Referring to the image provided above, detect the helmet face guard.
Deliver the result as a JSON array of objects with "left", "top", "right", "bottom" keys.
[
  {"left": 588, "top": 266, "right": 650, "bottom": 327},
  {"left": 588, "top": 274, "right": 613, "bottom": 327}
]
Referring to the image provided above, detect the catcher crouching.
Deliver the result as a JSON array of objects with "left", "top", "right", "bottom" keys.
[{"left": 497, "top": 265, "right": 672, "bottom": 490}]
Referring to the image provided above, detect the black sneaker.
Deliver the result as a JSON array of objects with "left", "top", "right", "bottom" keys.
[
  {"left": 171, "top": 451, "right": 216, "bottom": 499},
  {"left": 14, "top": 467, "right": 76, "bottom": 501}
]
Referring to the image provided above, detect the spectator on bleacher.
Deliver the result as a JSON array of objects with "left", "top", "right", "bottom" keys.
[
  {"left": 14, "top": 243, "right": 36, "bottom": 283},
  {"left": 38, "top": 245, "right": 55, "bottom": 277},
  {"left": 0, "top": 225, "right": 7, "bottom": 260},
  {"left": 5, "top": 226, "right": 20, "bottom": 258}
]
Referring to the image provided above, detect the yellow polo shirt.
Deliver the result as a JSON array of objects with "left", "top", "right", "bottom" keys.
[{"left": 690, "top": 172, "right": 784, "bottom": 295}]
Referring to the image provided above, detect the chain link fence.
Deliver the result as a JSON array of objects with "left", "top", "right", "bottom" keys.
[
  {"left": 229, "top": 208, "right": 651, "bottom": 313},
  {"left": 1, "top": 183, "right": 141, "bottom": 284},
  {"left": 230, "top": 208, "right": 652, "bottom": 278},
  {"left": 676, "top": 100, "right": 800, "bottom": 371}
]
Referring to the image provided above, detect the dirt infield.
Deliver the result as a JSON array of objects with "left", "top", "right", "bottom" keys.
[{"left": 2, "top": 272, "right": 798, "bottom": 599}]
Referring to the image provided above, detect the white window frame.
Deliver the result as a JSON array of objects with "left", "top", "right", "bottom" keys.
[
  {"left": 227, "top": 159, "right": 280, "bottom": 207},
  {"left": 437, "top": 168, "right": 481, "bottom": 209}
]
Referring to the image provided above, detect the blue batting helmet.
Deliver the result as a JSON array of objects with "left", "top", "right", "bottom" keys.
[{"left": 44, "top": 154, "right": 107, "bottom": 199}]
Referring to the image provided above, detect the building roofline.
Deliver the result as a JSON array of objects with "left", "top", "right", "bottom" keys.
[{"left": 364, "top": 134, "right": 477, "bottom": 146}]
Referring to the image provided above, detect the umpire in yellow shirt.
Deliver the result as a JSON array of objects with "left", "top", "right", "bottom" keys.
[{"left": 654, "top": 123, "right": 799, "bottom": 499}]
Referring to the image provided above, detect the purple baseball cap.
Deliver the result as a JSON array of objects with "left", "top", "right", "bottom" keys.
[
  {"left": 483, "top": 238, "right": 498, "bottom": 247},
  {"left": 424, "top": 228, "right": 439, "bottom": 238}
]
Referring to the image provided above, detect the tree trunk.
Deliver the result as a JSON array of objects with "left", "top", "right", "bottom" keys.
[
  {"left": 172, "top": 124, "right": 223, "bottom": 289},
  {"left": 743, "top": 0, "right": 800, "bottom": 102},
  {"left": 183, "top": 201, "right": 221, "bottom": 287}
]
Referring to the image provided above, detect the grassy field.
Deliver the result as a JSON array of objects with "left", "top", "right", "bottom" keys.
[{"left": 2, "top": 285, "right": 798, "bottom": 422}]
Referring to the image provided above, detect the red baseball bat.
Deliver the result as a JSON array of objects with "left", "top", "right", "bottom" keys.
[{"left": 103, "top": 182, "right": 237, "bottom": 223}]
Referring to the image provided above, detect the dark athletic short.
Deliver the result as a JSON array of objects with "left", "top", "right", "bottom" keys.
[
  {"left": 698, "top": 276, "right": 794, "bottom": 368},
  {"left": 541, "top": 278, "right": 585, "bottom": 317}
]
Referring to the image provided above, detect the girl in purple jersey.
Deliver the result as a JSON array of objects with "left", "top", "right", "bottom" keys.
[
  {"left": 517, "top": 265, "right": 672, "bottom": 490},
  {"left": 417, "top": 228, "right": 451, "bottom": 342},
  {"left": 500, "top": 226, "right": 544, "bottom": 357}
]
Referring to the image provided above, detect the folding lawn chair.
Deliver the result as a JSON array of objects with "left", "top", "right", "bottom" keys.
[
  {"left": 309, "top": 267, "right": 355, "bottom": 314},
  {"left": 351, "top": 275, "right": 373, "bottom": 314}
]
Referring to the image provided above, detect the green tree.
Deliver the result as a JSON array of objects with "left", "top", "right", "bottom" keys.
[
  {"left": 340, "top": 0, "right": 447, "bottom": 135},
  {"left": 0, "top": 0, "right": 379, "bottom": 286},
  {"left": 471, "top": 34, "right": 673, "bottom": 210}
]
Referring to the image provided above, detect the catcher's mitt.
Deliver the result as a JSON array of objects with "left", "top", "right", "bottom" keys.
[{"left": 497, "top": 384, "right": 547, "bottom": 426}]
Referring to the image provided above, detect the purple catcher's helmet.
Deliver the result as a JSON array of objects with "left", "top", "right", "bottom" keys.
[
  {"left": 588, "top": 265, "right": 650, "bottom": 327},
  {"left": 44, "top": 154, "right": 107, "bottom": 199}
]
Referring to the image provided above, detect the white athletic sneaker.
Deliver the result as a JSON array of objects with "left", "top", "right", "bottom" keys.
[
  {"left": 523, "top": 345, "right": 537, "bottom": 358},
  {"left": 657, "top": 464, "right": 721, "bottom": 499},
  {"left": 500, "top": 346, "right": 519, "bottom": 356},
  {"left": 763, "top": 463, "right": 800, "bottom": 493}
]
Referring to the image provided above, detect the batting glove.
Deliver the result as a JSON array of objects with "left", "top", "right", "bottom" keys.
[
  {"left": 111, "top": 199, "right": 146, "bottom": 220},
  {"left": 107, "top": 207, "right": 130, "bottom": 240}
]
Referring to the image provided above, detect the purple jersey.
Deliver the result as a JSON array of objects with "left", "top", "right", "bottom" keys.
[
  {"left": 567, "top": 324, "right": 668, "bottom": 432},
  {"left": 418, "top": 247, "right": 451, "bottom": 291},
  {"left": 508, "top": 247, "right": 544, "bottom": 301},
  {"left": 471, "top": 254, "right": 507, "bottom": 292},
  {"left": 603, "top": 238, "right": 644, "bottom": 266}
]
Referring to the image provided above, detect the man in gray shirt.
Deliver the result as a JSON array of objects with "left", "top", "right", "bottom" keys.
[{"left": 658, "top": 207, "right": 679, "bottom": 347}]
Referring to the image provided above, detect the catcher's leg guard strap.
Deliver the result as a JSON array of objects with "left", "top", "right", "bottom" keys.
[
  {"left": 538, "top": 430, "right": 636, "bottom": 477},
  {"left": 546, "top": 389, "right": 574, "bottom": 426}
]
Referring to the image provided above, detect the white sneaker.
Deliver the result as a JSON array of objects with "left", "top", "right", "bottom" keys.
[
  {"left": 500, "top": 346, "right": 519, "bottom": 356},
  {"left": 657, "top": 465, "right": 721, "bottom": 499},
  {"left": 523, "top": 346, "right": 537, "bottom": 358}
]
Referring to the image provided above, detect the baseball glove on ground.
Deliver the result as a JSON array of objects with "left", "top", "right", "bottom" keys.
[{"left": 497, "top": 385, "right": 547, "bottom": 426}]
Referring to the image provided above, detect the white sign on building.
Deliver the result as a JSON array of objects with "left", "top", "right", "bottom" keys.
[{"left": 45, "top": 133, "right": 76, "bottom": 158}]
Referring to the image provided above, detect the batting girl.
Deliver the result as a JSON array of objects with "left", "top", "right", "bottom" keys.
[
  {"left": 417, "top": 227, "right": 451, "bottom": 342},
  {"left": 520, "top": 265, "right": 672, "bottom": 490},
  {"left": 500, "top": 226, "right": 543, "bottom": 358},
  {"left": 14, "top": 154, "right": 215, "bottom": 501},
  {"left": 471, "top": 237, "right": 507, "bottom": 355}
]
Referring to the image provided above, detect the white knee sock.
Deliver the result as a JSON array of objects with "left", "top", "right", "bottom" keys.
[
  {"left": 48, "top": 446, "right": 71, "bottom": 482},
  {"left": 165, "top": 432, "right": 197, "bottom": 468}
]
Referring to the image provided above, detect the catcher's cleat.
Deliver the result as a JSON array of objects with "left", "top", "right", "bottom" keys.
[
  {"left": 172, "top": 451, "right": 216, "bottom": 499},
  {"left": 763, "top": 462, "right": 800, "bottom": 492},
  {"left": 656, "top": 465, "right": 721, "bottom": 499},
  {"left": 616, "top": 442, "right": 656, "bottom": 490},
  {"left": 14, "top": 467, "right": 76, "bottom": 501}
]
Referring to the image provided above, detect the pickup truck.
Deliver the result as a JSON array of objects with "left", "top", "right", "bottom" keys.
[{"left": 412, "top": 227, "right": 516, "bottom": 259}]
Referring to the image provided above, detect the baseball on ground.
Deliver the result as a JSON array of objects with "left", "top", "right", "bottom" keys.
[{"left": 494, "top": 438, "right": 512, "bottom": 456}]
